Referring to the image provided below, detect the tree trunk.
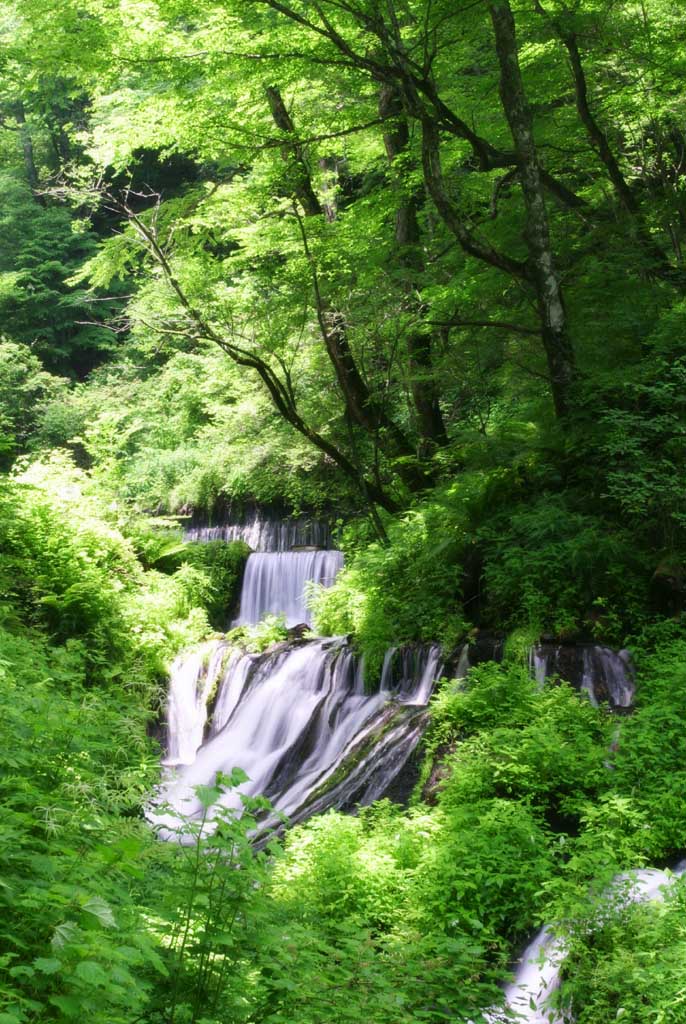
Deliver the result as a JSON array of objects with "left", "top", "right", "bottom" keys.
[
  {"left": 266, "top": 85, "right": 431, "bottom": 491},
  {"left": 12, "top": 101, "right": 43, "bottom": 204},
  {"left": 379, "top": 82, "right": 448, "bottom": 455},
  {"left": 488, "top": 0, "right": 575, "bottom": 418}
]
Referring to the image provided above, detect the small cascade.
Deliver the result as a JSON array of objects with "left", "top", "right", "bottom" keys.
[
  {"left": 487, "top": 863, "right": 686, "bottom": 1023},
  {"left": 492, "top": 926, "right": 565, "bottom": 1024},
  {"left": 235, "top": 550, "right": 344, "bottom": 627},
  {"left": 154, "top": 636, "right": 443, "bottom": 837},
  {"left": 529, "top": 644, "right": 635, "bottom": 708},
  {"left": 184, "top": 512, "right": 332, "bottom": 551},
  {"left": 379, "top": 644, "right": 444, "bottom": 705},
  {"left": 163, "top": 642, "right": 228, "bottom": 767}
]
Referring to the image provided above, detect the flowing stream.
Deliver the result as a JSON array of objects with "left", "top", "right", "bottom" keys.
[
  {"left": 487, "top": 862, "right": 686, "bottom": 1023},
  {"left": 159, "top": 511, "right": 644, "bottom": 1012},
  {"left": 155, "top": 518, "right": 444, "bottom": 835}
]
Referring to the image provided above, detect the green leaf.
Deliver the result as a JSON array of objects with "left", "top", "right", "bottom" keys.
[
  {"left": 52, "top": 921, "right": 79, "bottom": 950},
  {"left": 50, "top": 995, "right": 83, "bottom": 1018},
  {"left": 34, "top": 957, "right": 62, "bottom": 974},
  {"left": 74, "top": 960, "right": 108, "bottom": 985},
  {"left": 80, "top": 896, "right": 116, "bottom": 929}
]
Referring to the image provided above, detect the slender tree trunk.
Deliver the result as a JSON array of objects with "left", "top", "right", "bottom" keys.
[
  {"left": 265, "top": 86, "right": 322, "bottom": 216},
  {"left": 379, "top": 82, "right": 447, "bottom": 455},
  {"left": 12, "top": 101, "right": 43, "bottom": 204},
  {"left": 488, "top": 0, "right": 575, "bottom": 418},
  {"left": 266, "top": 85, "right": 431, "bottom": 490}
]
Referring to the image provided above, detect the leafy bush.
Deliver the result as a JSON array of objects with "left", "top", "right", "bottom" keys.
[
  {"left": 182, "top": 539, "right": 251, "bottom": 628},
  {"left": 0, "top": 339, "right": 72, "bottom": 467},
  {"left": 612, "top": 629, "right": 686, "bottom": 859},
  {"left": 310, "top": 488, "right": 471, "bottom": 676},
  {"left": 560, "top": 881, "right": 686, "bottom": 1024},
  {"left": 0, "top": 454, "right": 215, "bottom": 685},
  {"left": 478, "top": 495, "right": 649, "bottom": 641}
]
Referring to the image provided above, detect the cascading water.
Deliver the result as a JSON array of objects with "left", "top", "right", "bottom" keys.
[
  {"left": 154, "top": 636, "right": 443, "bottom": 838},
  {"left": 163, "top": 642, "right": 228, "bottom": 767},
  {"left": 528, "top": 644, "right": 635, "bottom": 709},
  {"left": 157, "top": 513, "right": 444, "bottom": 836},
  {"left": 235, "top": 550, "right": 344, "bottom": 628},
  {"left": 184, "top": 512, "right": 332, "bottom": 551},
  {"left": 486, "top": 863, "right": 686, "bottom": 1024}
]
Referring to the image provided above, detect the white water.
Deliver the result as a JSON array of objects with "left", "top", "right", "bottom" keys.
[
  {"left": 185, "top": 513, "right": 331, "bottom": 552},
  {"left": 529, "top": 644, "right": 635, "bottom": 709},
  {"left": 163, "top": 642, "right": 227, "bottom": 767},
  {"left": 155, "top": 636, "right": 442, "bottom": 837},
  {"left": 487, "top": 863, "right": 686, "bottom": 1023},
  {"left": 235, "top": 550, "right": 344, "bottom": 628}
]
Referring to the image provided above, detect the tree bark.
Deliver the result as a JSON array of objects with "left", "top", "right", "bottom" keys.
[
  {"left": 488, "top": 0, "right": 575, "bottom": 418},
  {"left": 265, "top": 86, "right": 322, "bottom": 217},
  {"left": 12, "top": 101, "right": 43, "bottom": 204},
  {"left": 378, "top": 82, "right": 447, "bottom": 454},
  {"left": 266, "top": 85, "right": 431, "bottom": 490}
]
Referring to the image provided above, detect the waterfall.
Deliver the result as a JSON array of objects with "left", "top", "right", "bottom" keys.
[
  {"left": 165, "top": 513, "right": 636, "bottom": 854},
  {"left": 235, "top": 550, "right": 344, "bottom": 628},
  {"left": 154, "top": 636, "right": 442, "bottom": 838},
  {"left": 163, "top": 642, "right": 228, "bottom": 767},
  {"left": 184, "top": 512, "right": 332, "bottom": 551},
  {"left": 486, "top": 863, "right": 686, "bottom": 1023},
  {"left": 528, "top": 644, "right": 635, "bottom": 708}
]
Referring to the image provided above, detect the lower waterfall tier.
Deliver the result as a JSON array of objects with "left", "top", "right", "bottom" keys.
[
  {"left": 486, "top": 861, "right": 686, "bottom": 1023},
  {"left": 153, "top": 637, "right": 443, "bottom": 838}
]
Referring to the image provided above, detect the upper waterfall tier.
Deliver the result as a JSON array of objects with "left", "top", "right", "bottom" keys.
[
  {"left": 155, "top": 637, "right": 443, "bottom": 838},
  {"left": 235, "top": 550, "right": 344, "bottom": 628},
  {"left": 184, "top": 513, "right": 332, "bottom": 551}
]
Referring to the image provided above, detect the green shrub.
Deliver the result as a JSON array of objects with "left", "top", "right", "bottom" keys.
[
  {"left": 310, "top": 487, "right": 471, "bottom": 676},
  {"left": 182, "top": 539, "right": 251, "bottom": 628},
  {"left": 478, "top": 495, "right": 648, "bottom": 641},
  {"left": 560, "top": 881, "right": 686, "bottom": 1024}
]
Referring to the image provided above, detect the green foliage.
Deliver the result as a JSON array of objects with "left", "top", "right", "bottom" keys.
[
  {"left": 149, "top": 772, "right": 279, "bottom": 1024},
  {"left": 0, "top": 455, "right": 213, "bottom": 683},
  {"left": 0, "top": 618, "right": 164, "bottom": 1023},
  {"left": 0, "top": 173, "right": 113, "bottom": 373},
  {"left": 70, "top": 350, "right": 348, "bottom": 517},
  {"left": 420, "top": 663, "right": 611, "bottom": 823},
  {"left": 611, "top": 631, "right": 686, "bottom": 859},
  {"left": 478, "top": 494, "right": 649, "bottom": 641},
  {"left": 310, "top": 488, "right": 471, "bottom": 676},
  {"left": 0, "top": 340, "right": 72, "bottom": 467},
  {"left": 593, "top": 349, "right": 686, "bottom": 550},
  {"left": 225, "top": 615, "right": 289, "bottom": 654},
  {"left": 264, "top": 805, "right": 505, "bottom": 1022},
  {"left": 181, "top": 540, "right": 250, "bottom": 629},
  {"left": 3, "top": 0, "right": 686, "bottom": 1020},
  {"left": 559, "top": 881, "right": 686, "bottom": 1024}
]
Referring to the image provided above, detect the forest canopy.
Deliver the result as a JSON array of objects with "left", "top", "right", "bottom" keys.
[{"left": 1, "top": 1, "right": 686, "bottom": 1022}]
